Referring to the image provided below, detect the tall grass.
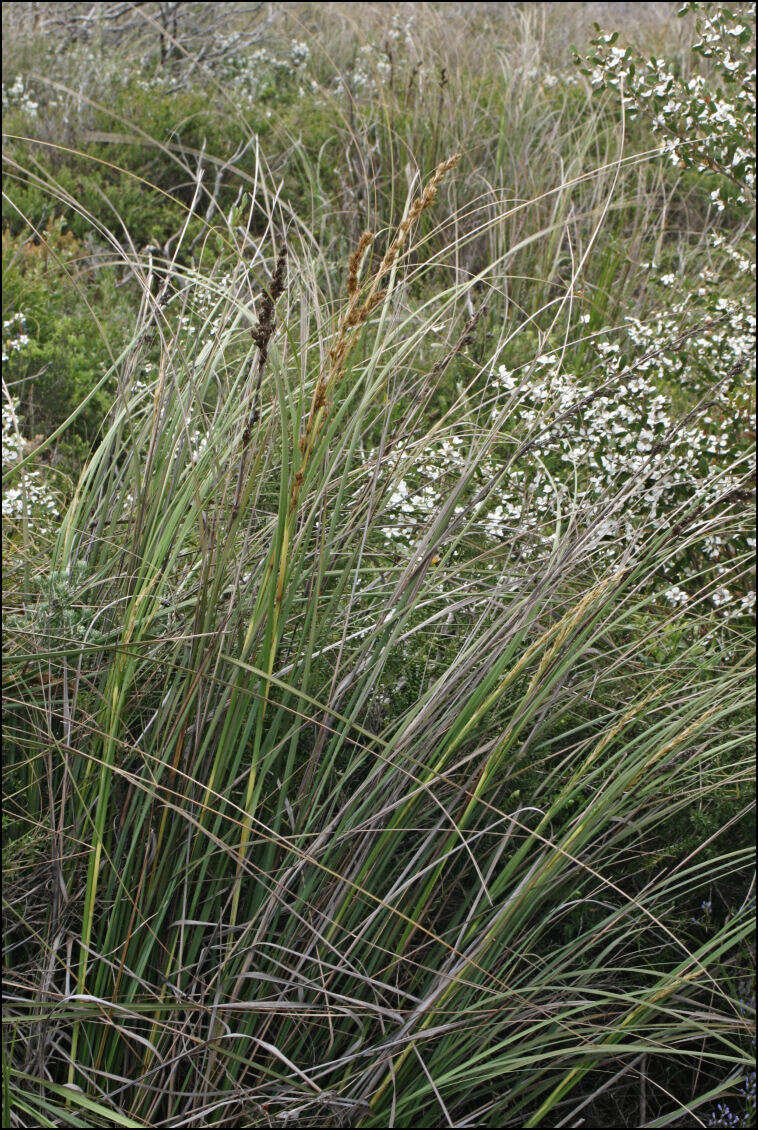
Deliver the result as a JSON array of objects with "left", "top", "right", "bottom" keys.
[{"left": 2, "top": 3, "right": 755, "bottom": 1127}]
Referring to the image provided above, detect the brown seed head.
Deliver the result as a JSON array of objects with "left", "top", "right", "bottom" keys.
[
  {"left": 251, "top": 242, "right": 287, "bottom": 354},
  {"left": 347, "top": 231, "right": 374, "bottom": 297}
]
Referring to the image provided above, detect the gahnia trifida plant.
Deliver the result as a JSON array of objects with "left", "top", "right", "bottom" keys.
[{"left": 1, "top": 2, "right": 754, "bottom": 1127}]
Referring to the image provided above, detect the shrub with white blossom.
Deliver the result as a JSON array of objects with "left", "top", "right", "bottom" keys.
[
  {"left": 579, "top": 2, "right": 755, "bottom": 211},
  {"left": 2, "top": 315, "right": 59, "bottom": 533}
]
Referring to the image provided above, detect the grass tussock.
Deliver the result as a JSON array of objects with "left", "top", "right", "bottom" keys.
[{"left": 2, "top": 2, "right": 755, "bottom": 1127}]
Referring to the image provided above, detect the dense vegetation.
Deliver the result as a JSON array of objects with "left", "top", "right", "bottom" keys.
[{"left": 2, "top": 2, "right": 755, "bottom": 1126}]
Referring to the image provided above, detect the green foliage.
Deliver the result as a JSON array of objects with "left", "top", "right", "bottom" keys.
[{"left": 1, "top": 224, "right": 133, "bottom": 464}]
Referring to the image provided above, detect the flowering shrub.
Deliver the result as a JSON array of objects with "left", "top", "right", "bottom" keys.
[
  {"left": 1, "top": 73, "right": 39, "bottom": 117},
  {"left": 379, "top": 9, "right": 756, "bottom": 613},
  {"left": 383, "top": 241, "right": 755, "bottom": 619},
  {"left": 1, "top": 393, "right": 59, "bottom": 532},
  {"left": 2, "top": 310, "right": 60, "bottom": 532},
  {"left": 579, "top": 2, "right": 755, "bottom": 211},
  {"left": 1, "top": 311, "right": 30, "bottom": 361}
]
